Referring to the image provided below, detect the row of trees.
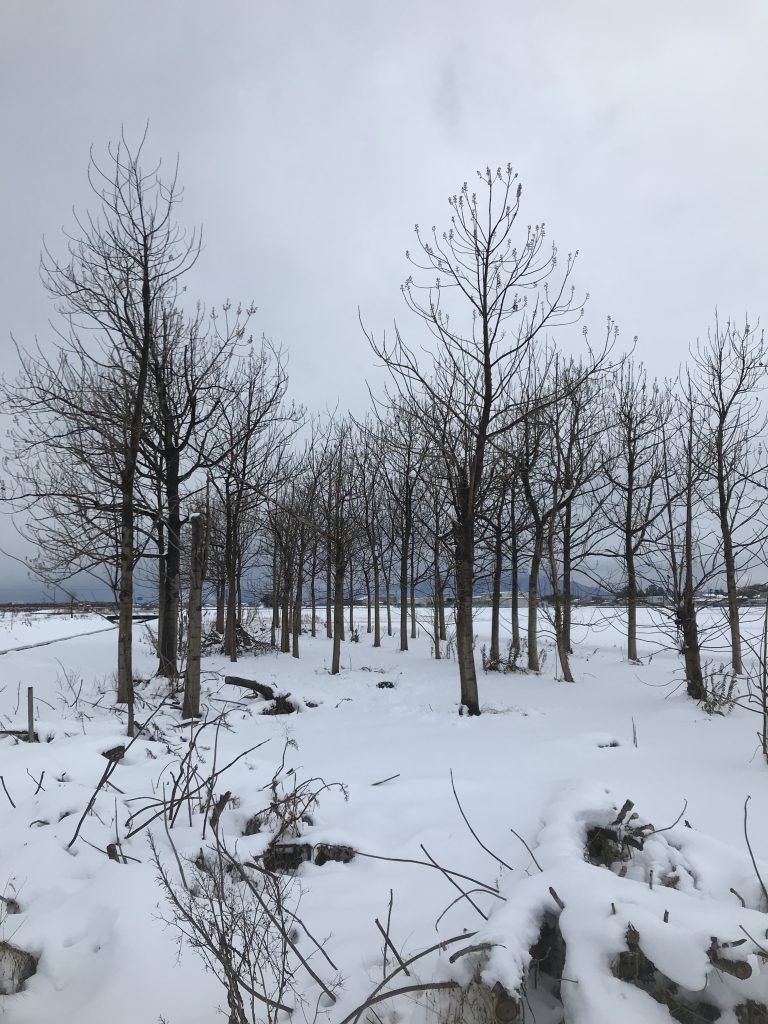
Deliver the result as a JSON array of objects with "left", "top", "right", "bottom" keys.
[{"left": 3, "top": 139, "right": 767, "bottom": 722}]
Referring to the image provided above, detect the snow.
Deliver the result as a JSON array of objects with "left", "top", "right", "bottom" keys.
[{"left": 0, "top": 605, "right": 767, "bottom": 1023}]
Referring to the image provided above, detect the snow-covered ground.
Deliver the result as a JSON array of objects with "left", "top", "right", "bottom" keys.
[{"left": 0, "top": 606, "right": 767, "bottom": 1023}]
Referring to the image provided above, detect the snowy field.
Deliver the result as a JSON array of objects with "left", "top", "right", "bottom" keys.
[{"left": 1, "top": 606, "right": 767, "bottom": 1023}]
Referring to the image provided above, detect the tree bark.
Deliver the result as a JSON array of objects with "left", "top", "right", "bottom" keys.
[
  {"left": 547, "top": 511, "right": 574, "bottom": 682},
  {"left": 510, "top": 502, "right": 521, "bottom": 656},
  {"left": 183, "top": 514, "right": 206, "bottom": 719},
  {"left": 527, "top": 529, "right": 543, "bottom": 672},
  {"left": 454, "top": 512, "right": 480, "bottom": 715},
  {"left": 331, "top": 552, "right": 346, "bottom": 674},
  {"left": 157, "top": 448, "right": 181, "bottom": 677},
  {"left": 373, "top": 557, "right": 381, "bottom": 648},
  {"left": 489, "top": 503, "right": 504, "bottom": 667},
  {"left": 310, "top": 542, "right": 317, "bottom": 639}
]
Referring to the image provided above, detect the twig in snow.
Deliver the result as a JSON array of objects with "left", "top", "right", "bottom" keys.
[
  {"left": 354, "top": 849, "right": 503, "bottom": 897},
  {"left": 739, "top": 924, "right": 768, "bottom": 958},
  {"left": 448, "top": 940, "right": 498, "bottom": 963},
  {"left": 510, "top": 827, "right": 542, "bottom": 872},
  {"left": 450, "top": 769, "right": 513, "bottom": 872},
  {"left": 375, "top": 917, "right": 410, "bottom": 977},
  {"left": 549, "top": 886, "right": 565, "bottom": 910},
  {"left": 25, "top": 769, "right": 45, "bottom": 794},
  {"left": 337, "top": 933, "right": 475, "bottom": 1024},
  {"left": 420, "top": 844, "right": 487, "bottom": 920},
  {"left": 730, "top": 887, "right": 746, "bottom": 907},
  {"left": 743, "top": 796, "right": 768, "bottom": 909},
  {"left": 371, "top": 773, "right": 400, "bottom": 787},
  {"left": 646, "top": 798, "right": 688, "bottom": 839},
  {"left": 0, "top": 776, "right": 16, "bottom": 808}
]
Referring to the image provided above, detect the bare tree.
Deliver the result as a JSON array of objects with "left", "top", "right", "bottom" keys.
[
  {"left": 368, "top": 166, "right": 586, "bottom": 714},
  {"left": 691, "top": 316, "right": 768, "bottom": 674},
  {"left": 208, "top": 344, "right": 296, "bottom": 663},
  {"left": 5, "top": 132, "right": 200, "bottom": 732},
  {"left": 599, "top": 358, "right": 667, "bottom": 662},
  {"left": 145, "top": 301, "right": 251, "bottom": 677}
]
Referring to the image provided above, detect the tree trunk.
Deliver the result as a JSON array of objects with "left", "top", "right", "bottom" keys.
[
  {"left": 399, "top": 523, "right": 409, "bottom": 652},
  {"left": 117, "top": 485, "right": 135, "bottom": 737},
  {"left": 454, "top": 514, "right": 480, "bottom": 715},
  {"left": 510, "top": 505, "right": 521, "bottom": 656},
  {"left": 325, "top": 548, "right": 333, "bottom": 639},
  {"left": 223, "top": 500, "right": 238, "bottom": 662},
  {"left": 292, "top": 545, "right": 304, "bottom": 659},
  {"left": 438, "top": 573, "right": 447, "bottom": 641},
  {"left": 183, "top": 513, "right": 206, "bottom": 719},
  {"left": 157, "top": 450, "right": 181, "bottom": 678},
  {"left": 717, "top": 448, "right": 742, "bottom": 673},
  {"left": 216, "top": 578, "right": 225, "bottom": 634},
  {"left": 489, "top": 507, "right": 503, "bottom": 667},
  {"left": 562, "top": 499, "right": 573, "bottom": 655},
  {"left": 348, "top": 559, "right": 355, "bottom": 635},
  {"left": 383, "top": 564, "right": 393, "bottom": 636},
  {"left": 373, "top": 556, "right": 381, "bottom": 648},
  {"left": 527, "top": 529, "right": 543, "bottom": 672},
  {"left": 270, "top": 566, "right": 279, "bottom": 649},
  {"left": 433, "top": 538, "right": 441, "bottom": 660},
  {"left": 683, "top": 463, "right": 705, "bottom": 700},
  {"left": 547, "top": 512, "right": 574, "bottom": 682},
  {"left": 310, "top": 542, "right": 317, "bottom": 638},
  {"left": 156, "top": 515, "right": 166, "bottom": 657},
  {"left": 626, "top": 536, "right": 639, "bottom": 663},
  {"left": 331, "top": 552, "right": 345, "bottom": 674},
  {"left": 280, "top": 561, "right": 291, "bottom": 654}
]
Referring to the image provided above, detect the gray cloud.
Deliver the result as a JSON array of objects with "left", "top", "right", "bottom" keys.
[{"left": 0, "top": 0, "right": 766, "bottom": 596}]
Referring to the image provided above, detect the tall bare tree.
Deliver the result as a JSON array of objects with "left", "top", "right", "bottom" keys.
[
  {"left": 6, "top": 132, "right": 199, "bottom": 732},
  {"left": 691, "top": 316, "right": 768, "bottom": 674},
  {"left": 368, "top": 166, "right": 586, "bottom": 714}
]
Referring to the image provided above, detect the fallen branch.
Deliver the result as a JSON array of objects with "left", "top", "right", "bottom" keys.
[{"left": 223, "top": 676, "right": 275, "bottom": 701}]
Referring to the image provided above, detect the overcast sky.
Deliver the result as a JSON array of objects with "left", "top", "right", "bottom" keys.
[{"left": 1, "top": 0, "right": 767, "bottom": 598}]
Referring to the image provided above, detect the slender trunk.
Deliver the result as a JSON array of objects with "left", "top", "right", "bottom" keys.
[
  {"left": 547, "top": 512, "right": 574, "bottom": 682},
  {"left": 280, "top": 559, "right": 292, "bottom": 654},
  {"left": 291, "top": 543, "right": 304, "bottom": 658},
  {"left": 373, "top": 557, "right": 381, "bottom": 647},
  {"left": 717, "top": 432, "right": 742, "bottom": 673},
  {"left": 331, "top": 550, "right": 345, "bottom": 674},
  {"left": 365, "top": 569, "right": 372, "bottom": 633},
  {"left": 399, "top": 521, "right": 409, "bottom": 652},
  {"left": 683, "top": 461, "right": 705, "bottom": 700},
  {"left": 223, "top": 502, "right": 238, "bottom": 662},
  {"left": 384, "top": 564, "right": 393, "bottom": 636},
  {"left": 489, "top": 508, "right": 503, "bottom": 667},
  {"left": 270, "top": 565, "right": 280, "bottom": 649},
  {"left": 117, "top": 486, "right": 135, "bottom": 739},
  {"left": 438, "top": 572, "right": 447, "bottom": 641},
  {"left": 295, "top": 542, "right": 305, "bottom": 656},
  {"left": 216, "top": 578, "right": 225, "bottom": 634},
  {"left": 510, "top": 503, "right": 520, "bottom": 656},
  {"left": 236, "top": 552, "right": 243, "bottom": 624},
  {"left": 410, "top": 533, "right": 417, "bottom": 640},
  {"left": 348, "top": 559, "right": 355, "bottom": 635},
  {"left": 626, "top": 539, "right": 639, "bottom": 663},
  {"left": 562, "top": 499, "right": 573, "bottom": 655},
  {"left": 158, "top": 451, "right": 181, "bottom": 678},
  {"left": 433, "top": 538, "right": 441, "bottom": 660},
  {"left": 310, "top": 542, "right": 317, "bottom": 638},
  {"left": 325, "top": 548, "right": 333, "bottom": 639},
  {"left": 156, "top": 517, "right": 166, "bottom": 657},
  {"left": 183, "top": 514, "right": 206, "bottom": 719},
  {"left": 454, "top": 515, "right": 480, "bottom": 715},
  {"left": 527, "top": 529, "right": 543, "bottom": 672}
]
